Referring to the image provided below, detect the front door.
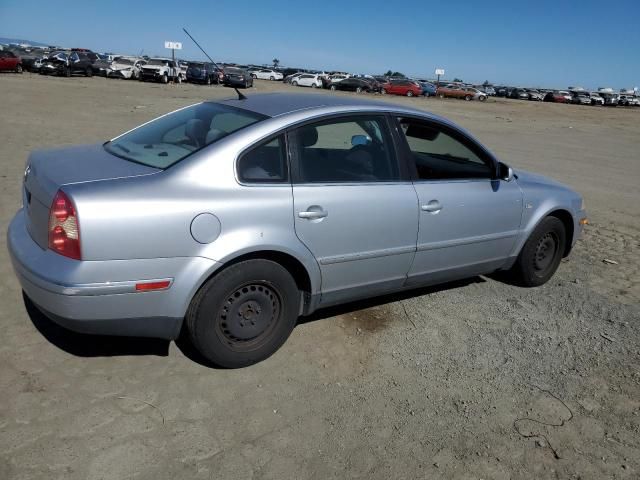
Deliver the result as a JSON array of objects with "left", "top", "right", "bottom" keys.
[
  {"left": 394, "top": 117, "right": 523, "bottom": 285},
  {"left": 289, "top": 114, "right": 419, "bottom": 306}
]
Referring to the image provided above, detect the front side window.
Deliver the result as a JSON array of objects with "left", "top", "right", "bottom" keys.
[
  {"left": 238, "top": 135, "right": 287, "bottom": 183},
  {"left": 398, "top": 118, "right": 493, "bottom": 180},
  {"left": 104, "top": 103, "right": 267, "bottom": 169},
  {"left": 291, "top": 116, "right": 399, "bottom": 183}
]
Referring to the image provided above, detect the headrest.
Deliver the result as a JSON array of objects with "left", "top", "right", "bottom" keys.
[
  {"left": 206, "top": 128, "right": 225, "bottom": 144},
  {"left": 298, "top": 127, "right": 318, "bottom": 147},
  {"left": 185, "top": 119, "right": 207, "bottom": 147}
]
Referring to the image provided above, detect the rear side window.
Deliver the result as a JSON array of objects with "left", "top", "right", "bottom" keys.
[
  {"left": 290, "top": 115, "right": 400, "bottom": 183},
  {"left": 238, "top": 135, "right": 288, "bottom": 183}
]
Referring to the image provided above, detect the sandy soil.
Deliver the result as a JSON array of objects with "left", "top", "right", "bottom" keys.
[{"left": 0, "top": 73, "right": 638, "bottom": 480}]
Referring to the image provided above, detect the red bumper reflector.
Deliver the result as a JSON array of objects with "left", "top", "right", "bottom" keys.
[{"left": 135, "top": 280, "right": 171, "bottom": 291}]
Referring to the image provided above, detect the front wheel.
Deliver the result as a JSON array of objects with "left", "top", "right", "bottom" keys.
[
  {"left": 465, "top": 95, "right": 472, "bottom": 101},
  {"left": 161, "top": 74, "right": 168, "bottom": 84},
  {"left": 356, "top": 86, "right": 362, "bottom": 94},
  {"left": 292, "top": 81, "right": 298, "bottom": 86},
  {"left": 510, "top": 217, "right": 566, "bottom": 287},
  {"left": 186, "top": 259, "right": 300, "bottom": 368},
  {"left": 85, "top": 67, "right": 93, "bottom": 77},
  {"left": 330, "top": 84, "right": 337, "bottom": 91},
  {"left": 16, "top": 64, "right": 23, "bottom": 73},
  {"left": 406, "top": 90, "right": 414, "bottom": 97},
  {"left": 380, "top": 89, "right": 387, "bottom": 95}
]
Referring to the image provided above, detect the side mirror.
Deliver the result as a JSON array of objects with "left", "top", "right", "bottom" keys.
[
  {"left": 351, "top": 135, "right": 371, "bottom": 146},
  {"left": 498, "top": 162, "right": 514, "bottom": 182}
]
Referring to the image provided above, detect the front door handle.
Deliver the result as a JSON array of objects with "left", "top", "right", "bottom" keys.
[
  {"left": 298, "top": 207, "right": 328, "bottom": 220},
  {"left": 421, "top": 200, "right": 442, "bottom": 213}
]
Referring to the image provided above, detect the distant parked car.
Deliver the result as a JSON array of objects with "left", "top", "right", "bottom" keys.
[
  {"left": 223, "top": 67, "right": 253, "bottom": 88},
  {"left": 598, "top": 92, "right": 618, "bottom": 106},
  {"left": 588, "top": 92, "right": 604, "bottom": 106},
  {"left": 382, "top": 79, "right": 422, "bottom": 97},
  {"left": 508, "top": 88, "right": 529, "bottom": 100},
  {"left": 329, "top": 77, "right": 378, "bottom": 93},
  {"left": 91, "top": 56, "right": 113, "bottom": 76},
  {"left": 570, "top": 91, "right": 591, "bottom": 105},
  {"left": 0, "top": 50, "right": 23, "bottom": 73},
  {"left": 526, "top": 89, "right": 544, "bottom": 101},
  {"left": 107, "top": 57, "right": 146, "bottom": 80},
  {"left": 419, "top": 81, "right": 437, "bottom": 97},
  {"left": 40, "top": 51, "right": 97, "bottom": 77},
  {"left": 617, "top": 94, "right": 639, "bottom": 107},
  {"left": 139, "top": 58, "right": 186, "bottom": 83},
  {"left": 291, "top": 73, "right": 322, "bottom": 88},
  {"left": 251, "top": 69, "right": 283, "bottom": 81},
  {"left": 543, "top": 90, "right": 570, "bottom": 103},
  {"left": 187, "top": 62, "right": 223, "bottom": 85},
  {"left": 437, "top": 84, "right": 486, "bottom": 101}
]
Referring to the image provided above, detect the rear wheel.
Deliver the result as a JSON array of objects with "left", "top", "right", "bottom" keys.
[
  {"left": 439, "top": 93, "right": 445, "bottom": 98},
  {"left": 330, "top": 84, "right": 337, "bottom": 91},
  {"left": 356, "top": 86, "right": 362, "bottom": 94},
  {"left": 269, "top": 76, "right": 275, "bottom": 81},
  {"left": 406, "top": 90, "right": 414, "bottom": 97},
  {"left": 465, "top": 94, "right": 472, "bottom": 101},
  {"left": 64, "top": 66, "right": 71, "bottom": 77},
  {"left": 292, "top": 81, "right": 298, "bottom": 86},
  {"left": 16, "top": 64, "right": 23, "bottom": 73},
  {"left": 206, "top": 76, "right": 211, "bottom": 85},
  {"left": 186, "top": 260, "right": 300, "bottom": 368},
  {"left": 161, "top": 73, "right": 168, "bottom": 84},
  {"left": 510, "top": 216, "right": 566, "bottom": 287},
  {"left": 85, "top": 67, "right": 93, "bottom": 77},
  {"left": 381, "top": 88, "right": 387, "bottom": 95}
]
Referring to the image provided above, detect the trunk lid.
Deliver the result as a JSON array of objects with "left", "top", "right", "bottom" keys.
[{"left": 24, "top": 143, "right": 159, "bottom": 249}]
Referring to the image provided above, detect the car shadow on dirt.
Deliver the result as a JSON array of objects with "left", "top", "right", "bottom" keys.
[
  {"left": 25, "top": 277, "right": 485, "bottom": 365},
  {"left": 24, "top": 294, "right": 170, "bottom": 357}
]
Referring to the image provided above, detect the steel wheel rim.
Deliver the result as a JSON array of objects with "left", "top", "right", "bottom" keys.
[
  {"left": 215, "top": 282, "right": 282, "bottom": 351},
  {"left": 533, "top": 232, "right": 558, "bottom": 274}
]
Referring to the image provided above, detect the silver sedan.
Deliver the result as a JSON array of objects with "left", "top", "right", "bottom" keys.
[{"left": 8, "top": 93, "right": 587, "bottom": 367}]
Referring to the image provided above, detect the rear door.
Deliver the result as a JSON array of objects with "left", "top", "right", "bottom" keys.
[
  {"left": 394, "top": 116, "right": 523, "bottom": 285},
  {"left": 289, "top": 114, "right": 418, "bottom": 306}
]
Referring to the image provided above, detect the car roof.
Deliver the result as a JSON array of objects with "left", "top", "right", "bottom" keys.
[{"left": 212, "top": 92, "right": 432, "bottom": 118}]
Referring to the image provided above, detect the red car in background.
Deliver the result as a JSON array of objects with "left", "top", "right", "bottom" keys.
[
  {"left": 381, "top": 79, "right": 422, "bottom": 97},
  {"left": 0, "top": 50, "right": 23, "bottom": 73}
]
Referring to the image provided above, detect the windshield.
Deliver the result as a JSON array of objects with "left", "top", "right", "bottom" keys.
[
  {"left": 104, "top": 103, "right": 267, "bottom": 169},
  {"left": 148, "top": 59, "right": 168, "bottom": 66},
  {"left": 116, "top": 58, "right": 134, "bottom": 65}
]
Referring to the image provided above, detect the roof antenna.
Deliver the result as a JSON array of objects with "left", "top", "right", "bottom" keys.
[{"left": 234, "top": 88, "right": 247, "bottom": 100}]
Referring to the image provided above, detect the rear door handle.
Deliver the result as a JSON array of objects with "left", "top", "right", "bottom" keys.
[
  {"left": 421, "top": 200, "right": 442, "bottom": 213},
  {"left": 298, "top": 208, "right": 328, "bottom": 220}
]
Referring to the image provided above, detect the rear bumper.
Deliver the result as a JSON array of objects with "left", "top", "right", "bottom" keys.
[{"left": 8, "top": 209, "right": 220, "bottom": 339}]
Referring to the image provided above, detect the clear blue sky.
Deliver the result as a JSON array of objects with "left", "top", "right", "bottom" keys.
[{"left": 1, "top": 0, "right": 638, "bottom": 89}]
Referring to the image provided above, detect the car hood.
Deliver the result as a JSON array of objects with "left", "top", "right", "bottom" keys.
[{"left": 111, "top": 62, "right": 135, "bottom": 70}]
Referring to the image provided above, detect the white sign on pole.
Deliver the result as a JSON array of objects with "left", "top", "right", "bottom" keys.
[
  {"left": 435, "top": 68, "right": 445, "bottom": 76},
  {"left": 164, "top": 41, "right": 182, "bottom": 50}
]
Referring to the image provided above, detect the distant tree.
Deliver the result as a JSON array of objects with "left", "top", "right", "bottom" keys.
[
  {"left": 272, "top": 58, "right": 280, "bottom": 68},
  {"left": 482, "top": 80, "right": 490, "bottom": 86},
  {"left": 384, "top": 70, "right": 405, "bottom": 77},
  {"left": 453, "top": 77, "right": 463, "bottom": 83}
]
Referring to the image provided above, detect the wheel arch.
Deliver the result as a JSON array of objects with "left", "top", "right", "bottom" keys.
[
  {"left": 187, "top": 248, "right": 320, "bottom": 318},
  {"left": 546, "top": 209, "right": 574, "bottom": 257}
]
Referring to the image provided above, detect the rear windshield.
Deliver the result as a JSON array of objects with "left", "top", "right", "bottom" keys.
[{"left": 104, "top": 102, "right": 267, "bottom": 169}]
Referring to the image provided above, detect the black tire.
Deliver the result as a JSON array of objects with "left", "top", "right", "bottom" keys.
[
  {"left": 330, "top": 84, "right": 337, "bottom": 91},
  {"left": 464, "top": 95, "right": 472, "bottom": 101},
  {"left": 269, "top": 76, "right": 275, "bottom": 81},
  {"left": 381, "top": 88, "right": 387, "bottom": 95},
  {"left": 85, "top": 67, "right": 93, "bottom": 77},
  {"left": 206, "top": 76, "right": 211, "bottom": 85},
  {"left": 478, "top": 95, "right": 487, "bottom": 102},
  {"left": 64, "top": 66, "right": 71, "bottom": 77},
  {"left": 439, "top": 93, "right": 445, "bottom": 98},
  {"left": 510, "top": 217, "right": 566, "bottom": 287},
  {"left": 406, "top": 90, "right": 414, "bottom": 97},
  {"left": 292, "top": 81, "right": 298, "bottom": 86},
  {"left": 16, "top": 64, "right": 23, "bottom": 73},
  {"left": 186, "top": 259, "right": 300, "bottom": 368},
  {"left": 356, "top": 86, "right": 362, "bottom": 94},
  {"left": 161, "top": 74, "right": 168, "bottom": 84},
  {"left": 251, "top": 73, "right": 257, "bottom": 79}
]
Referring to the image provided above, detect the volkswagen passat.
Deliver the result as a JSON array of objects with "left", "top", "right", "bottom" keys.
[{"left": 8, "top": 93, "right": 587, "bottom": 368}]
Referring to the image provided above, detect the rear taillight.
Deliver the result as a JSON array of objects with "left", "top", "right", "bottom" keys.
[{"left": 48, "top": 190, "right": 81, "bottom": 260}]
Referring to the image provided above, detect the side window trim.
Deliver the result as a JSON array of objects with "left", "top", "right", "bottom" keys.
[
  {"left": 235, "top": 133, "right": 290, "bottom": 185},
  {"left": 391, "top": 115, "right": 498, "bottom": 182},
  {"left": 287, "top": 113, "right": 405, "bottom": 185}
]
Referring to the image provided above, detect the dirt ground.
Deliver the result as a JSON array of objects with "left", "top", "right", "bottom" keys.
[{"left": 1, "top": 73, "right": 638, "bottom": 480}]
